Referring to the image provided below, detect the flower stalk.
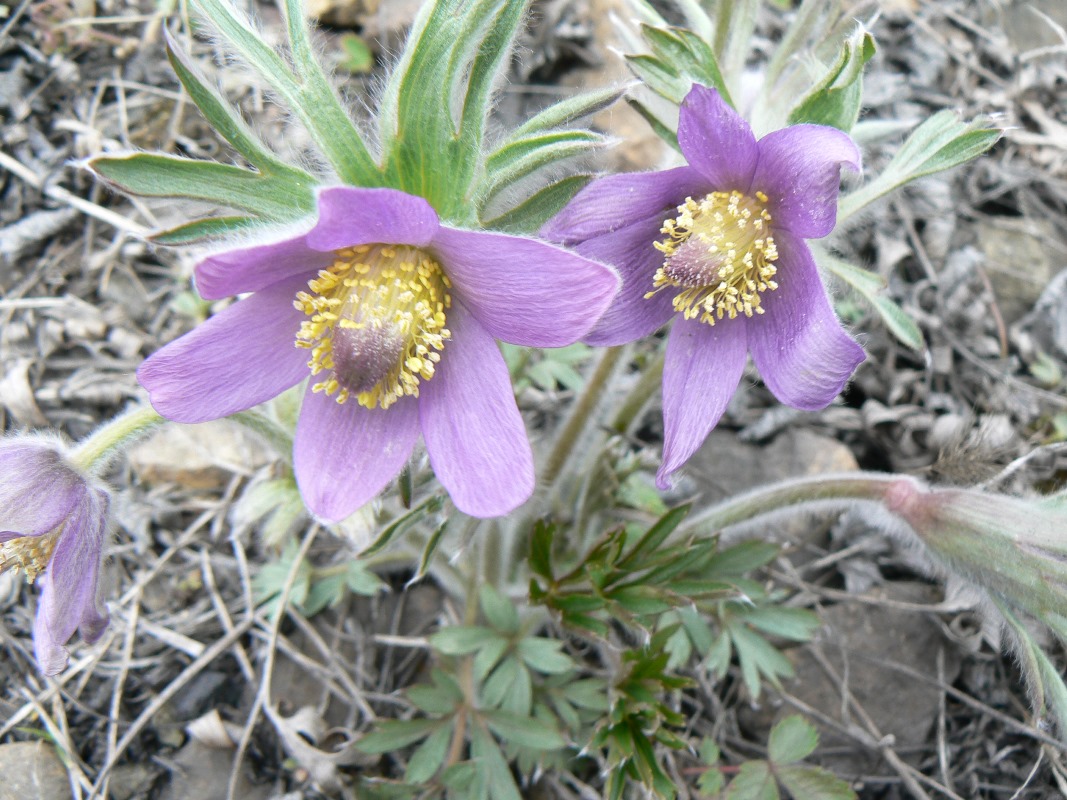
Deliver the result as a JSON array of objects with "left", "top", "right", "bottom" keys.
[{"left": 69, "top": 405, "right": 165, "bottom": 474}]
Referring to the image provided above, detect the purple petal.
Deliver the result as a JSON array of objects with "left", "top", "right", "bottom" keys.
[
  {"left": 33, "top": 489, "right": 109, "bottom": 675},
  {"left": 747, "top": 233, "right": 865, "bottom": 409},
  {"left": 752, "top": 125, "right": 861, "bottom": 239},
  {"left": 657, "top": 316, "right": 748, "bottom": 489},
  {"left": 430, "top": 226, "right": 619, "bottom": 348},
  {"left": 139, "top": 275, "right": 310, "bottom": 423},
  {"left": 294, "top": 390, "right": 420, "bottom": 523},
  {"left": 541, "top": 167, "right": 707, "bottom": 245},
  {"left": 0, "top": 442, "right": 83, "bottom": 538},
  {"left": 577, "top": 217, "right": 677, "bottom": 346},
  {"left": 195, "top": 232, "right": 330, "bottom": 301},
  {"left": 306, "top": 187, "right": 440, "bottom": 251},
  {"left": 418, "top": 305, "right": 533, "bottom": 517},
  {"left": 677, "top": 85, "right": 758, "bottom": 190}
]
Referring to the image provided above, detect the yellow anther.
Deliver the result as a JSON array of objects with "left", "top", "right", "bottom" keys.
[
  {"left": 0, "top": 528, "right": 63, "bottom": 584},
  {"left": 646, "top": 190, "right": 779, "bottom": 326},
  {"left": 294, "top": 244, "right": 452, "bottom": 409}
]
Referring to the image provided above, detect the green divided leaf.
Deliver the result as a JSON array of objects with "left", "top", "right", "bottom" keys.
[
  {"left": 430, "top": 625, "right": 502, "bottom": 656},
  {"left": 479, "top": 585, "right": 520, "bottom": 634},
  {"left": 90, "top": 153, "right": 312, "bottom": 220},
  {"left": 818, "top": 251, "right": 924, "bottom": 351},
  {"left": 839, "top": 111, "right": 1001, "bottom": 222},
  {"left": 193, "top": 0, "right": 379, "bottom": 186},
  {"left": 482, "top": 709, "right": 566, "bottom": 751},
  {"left": 149, "top": 215, "right": 261, "bottom": 245},
  {"left": 482, "top": 175, "right": 592, "bottom": 234},
  {"left": 404, "top": 723, "right": 452, "bottom": 784},
  {"left": 776, "top": 764, "right": 856, "bottom": 800},
  {"left": 356, "top": 718, "right": 445, "bottom": 754}
]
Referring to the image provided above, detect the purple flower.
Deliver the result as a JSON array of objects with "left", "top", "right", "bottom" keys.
[
  {"left": 543, "top": 84, "right": 865, "bottom": 488},
  {"left": 0, "top": 438, "right": 110, "bottom": 675},
  {"left": 139, "top": 187, "right": 619, "bottom": 521}
]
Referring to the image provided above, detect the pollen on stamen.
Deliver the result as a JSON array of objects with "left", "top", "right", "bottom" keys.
[
  {"left": 645, "top": 190, "right": 779, "bottom": 325},
  {"left": 294, "top": 244, "right": 452, "bottom": 410},
  {"left": 0, "top": 528, "right": 62, "bottom": 583}
]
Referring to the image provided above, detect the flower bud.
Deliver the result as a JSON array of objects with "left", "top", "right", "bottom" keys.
[
  {"left": 883, "top": 477, "right": 1067, "bottom": 623},
  {"left": 0, "top": 436, "right": 110, "bottom": 675}
]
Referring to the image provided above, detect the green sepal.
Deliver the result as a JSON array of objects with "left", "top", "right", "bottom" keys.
[
  {"left": 788, "top": 25, "right": 875, "bottom": 132},
  {"left": 89, "top": 153, "right": 312, "bottom": 220},
  {"left": 512, "top": 86, "right": 624, "bottom": 137},
  {"left": 163, "top": 26, "right": 313, "bottom": 184},
  {"left": 640, "top": 24, "right": 733, "bottom": 108},
  {"left": 191, "top": 0, "right": 380, "bottom": 187},
  {"left": 483, "top": 175, "right": 592, "bottom": 234},
  {"left": 481, "top": 130, "right": 602, "bottom": 207},
  {"left": 817, "top": 250, "right": 924, "bottom": 350},
  {"left": 378, "top": 0, "right": 527, "bottom": 223},
  {"left": 839, "top": 110, "right": 1001, "bottom": 222},
  {"left": 148, "top": 215, "right": 261, "bottom": 245},
  {"left": 625, "top": 53, "right": 687, "bottom": 105}
]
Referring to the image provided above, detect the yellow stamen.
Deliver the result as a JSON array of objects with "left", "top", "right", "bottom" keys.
[
  {"left": 294, "top": 244, "right": 452, "bottom": 409},
  {"left": 646, "top": 189, "right": 779, "bottom": 325},
  {"left": 0, "top": 528, "right": 62, "bottom": 583}
]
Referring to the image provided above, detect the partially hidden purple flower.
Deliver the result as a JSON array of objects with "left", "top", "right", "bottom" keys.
[
  {"left": 543, "top": 84, "right": 866, "bottom": 489},
  {"left": 139, "top": 187, "right": 619, "bottom": 521},
  {"left": 0, "top": 438, "right": 110, "bottom": 675}
]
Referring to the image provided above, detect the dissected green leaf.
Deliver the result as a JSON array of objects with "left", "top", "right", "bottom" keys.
[
  {"left": 839, "top": 111, "right": 1001, "bottom": 222},
  {"left": 819, "top": 251, "right": 924, "bottom": 350},
  {"left": 740, "top": 607, "right": 820, "bottom": 642},
  {"left": 90, "top": 154, "right": 311, "bottom": 220},
  {"left": 725, "top": 760, "right": 778, "bottom": 800},
  {"left": 516, "top": 638, "right": 575, "bottom": 674},
  {"left": 470, "top": 723, "right": 523, "bottom": 800},
  {"left": 356, "top": 718, "right": 444, "bottom": 754},
  {"left": 481, "top": 130, "right": 602, "bottom": 206},
  {"left": 148, "top": 215, "right": 262, "bottom": 245},
  {"left": 777, "top": 764, "right": 857, "bottom": 800},
  {"left": 768, "top": 715, "right": 819, "bottom": 764},
  {"left": 430, "top": 625, "right": 502, "bottom": 656},
  {"left": 625, "top": 97, "right": 681, "bottom": 151},
  {"left": 480, "top": 585, "right": 520, "bottom": 634},
  {"left": 404, "top": 723, "right": 453, "bottom": 784},
  {"left": 193, "top": 0, "right": 380, "bottom": 185}
]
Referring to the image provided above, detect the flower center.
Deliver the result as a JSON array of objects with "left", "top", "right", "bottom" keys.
[
  {"left": 294, "top": 244, "right": 452, "bottom": 409},
  {"left": 0, "top": 528, "right": 62, "bottom": 583},
  {"left": 646, "top": 190, "right": 779, "bottom": 325}
]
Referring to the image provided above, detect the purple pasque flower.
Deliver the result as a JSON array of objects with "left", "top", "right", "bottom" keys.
[
  {"left": 543, "top": 84, "right": 865, "bottom": 489},
  {"left": 139, "top": 186, "right": 619, "bottom": 521},
  {"left": 0, "top": 438, "right": 110, "bottom": 675}
]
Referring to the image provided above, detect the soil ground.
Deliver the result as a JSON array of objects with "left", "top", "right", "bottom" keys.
[{"left": 2, "top": 0, "right": 1067, "bottom": 798}]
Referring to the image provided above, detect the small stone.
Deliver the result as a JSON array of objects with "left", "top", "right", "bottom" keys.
[
  {"left": 0, "top": 741, "right": 69, "bottom": 800},
  {"left": 979, "top": 220, "right": 1060, "bottom": 324},
  {"left": 128, "top": 420, "right": 275, "bottom": 490}
]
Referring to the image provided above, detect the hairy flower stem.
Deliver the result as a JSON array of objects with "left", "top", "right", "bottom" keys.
[
  {"left": 541, "top": 345, "right": 627, "bottom": 487},
  {"left": 677, "top": 472, "right": 901, "bottom": 537},
  {"left": 231, "top": 410, "right": 295, "bottom": 466},
  {"left": 610, "top": 348, "right": 665, "bottom": 434},
  {"left": 69, "top": 405, "right": 166, "bottom": 474}
]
